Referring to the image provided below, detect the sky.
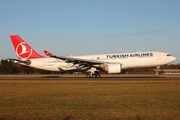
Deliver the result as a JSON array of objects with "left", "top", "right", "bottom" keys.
[{"left": 0, "top": 0, "right": 180, "bottom": 64}]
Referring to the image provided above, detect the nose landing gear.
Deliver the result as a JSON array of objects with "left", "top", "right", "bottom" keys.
[{"left": 155, "top": 66, "right": 160, "bottom": 75}]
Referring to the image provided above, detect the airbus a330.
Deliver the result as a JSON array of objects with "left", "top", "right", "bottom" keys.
[{"left": 8, "top": 35, "right": 176, "bottom": 78}]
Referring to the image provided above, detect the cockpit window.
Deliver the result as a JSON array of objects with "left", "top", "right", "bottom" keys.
[{"left": 166, "top": 54, "right": 172, "bottom": 56}]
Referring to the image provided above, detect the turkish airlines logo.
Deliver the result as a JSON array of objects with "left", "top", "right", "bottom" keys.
[{"left": 16, "top": 42, "right": 32, "bottom": 59}]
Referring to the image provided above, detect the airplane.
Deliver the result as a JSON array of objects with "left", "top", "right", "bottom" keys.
[{"left": 8, "top": 35, "right": 176, "bottom": 78}]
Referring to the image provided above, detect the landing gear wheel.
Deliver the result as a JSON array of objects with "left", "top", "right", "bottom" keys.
[
  {"left": 96, "top": 74, "right": 101, "bottom": 78},
  {"left": 92, "top": 73, "right": 101, "bottom": 78},
  {"left": 92, "top": 74, "right": 96, "bottom": 78},
  {"left": 86, "top": 74, "right": 91, "bottom": 78}
]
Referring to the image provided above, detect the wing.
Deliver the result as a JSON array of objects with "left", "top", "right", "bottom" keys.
[{"left": 44, "top": 50, "right": 106, "bottom": 66}]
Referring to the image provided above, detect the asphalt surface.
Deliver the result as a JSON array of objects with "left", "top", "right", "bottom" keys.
[{"left": 0, "top": 75, "right": 180, "bottom": 81}]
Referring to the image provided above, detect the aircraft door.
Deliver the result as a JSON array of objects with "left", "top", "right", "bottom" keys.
[
  {"left": 42, "top": 59, "right": 47, "bottom": 67},
  {"left": 157, "top": 53, "right": 161, "bottom": 61},
  {"left": 154, "top": 53, "right": 162, "bottom": 65}
]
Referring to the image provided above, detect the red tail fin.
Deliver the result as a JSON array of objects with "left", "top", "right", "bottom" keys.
[{"left": 10, "top": 35, "right": 44, "bottom": 59}]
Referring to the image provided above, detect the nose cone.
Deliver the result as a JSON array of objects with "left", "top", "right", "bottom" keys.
[{"left": 171, "top": 56, "right": 176, "bottom": 62}]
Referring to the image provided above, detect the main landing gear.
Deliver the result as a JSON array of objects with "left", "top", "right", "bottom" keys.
[
  {"left": 86, "top": 71, "right": 101, "bottom": 78},
  {"left": 86, "top": 67, "right": 101, "bottom": 78}
]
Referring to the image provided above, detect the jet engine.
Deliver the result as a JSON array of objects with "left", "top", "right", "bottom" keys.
[{"left": 104, "top": 63, "right": 122, "bottom": 73}]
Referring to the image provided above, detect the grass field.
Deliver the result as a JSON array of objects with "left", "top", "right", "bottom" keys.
[{"left": 0, "top": 80, "right": 180, "bottom": 120}]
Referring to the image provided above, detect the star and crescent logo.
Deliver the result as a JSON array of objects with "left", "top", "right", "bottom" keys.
[{"left": 15, "top": 42, "right": 32, "bottom": 59}]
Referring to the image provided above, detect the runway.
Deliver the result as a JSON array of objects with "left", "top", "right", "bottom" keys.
[{"left": 0, "top": 74, "right": 180, "bottom": 81}]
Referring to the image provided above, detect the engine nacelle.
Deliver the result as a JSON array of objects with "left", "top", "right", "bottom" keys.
[{"left": 105, "top": 63, "right": 121, "bottom": 73}]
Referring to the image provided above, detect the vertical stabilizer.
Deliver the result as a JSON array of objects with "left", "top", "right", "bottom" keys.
[{"left": 10, "top": 35, "right": 44, "bottom": 59}]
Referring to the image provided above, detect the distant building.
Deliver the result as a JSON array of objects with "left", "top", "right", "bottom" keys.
[{"left": 161, "top": 69, "right": 180, "bottom": 74}]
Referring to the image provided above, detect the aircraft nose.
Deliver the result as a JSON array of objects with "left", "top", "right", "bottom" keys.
[{"left": 172, "top": 56, "right": 176, "bottom": 62}]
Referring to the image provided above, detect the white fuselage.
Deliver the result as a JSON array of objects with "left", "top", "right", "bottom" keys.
[{"left": 20, "top": 51, "right": 176, "bottom": 72}]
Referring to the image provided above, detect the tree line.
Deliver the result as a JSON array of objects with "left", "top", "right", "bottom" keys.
[
  {"left": 0, "top": 59, "right": 59, "bottom": 74},
  {"left": 0, "top": 59, "right": 180, "bottom": 74}
]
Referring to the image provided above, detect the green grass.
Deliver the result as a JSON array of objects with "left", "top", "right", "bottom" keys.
[{"left": 0, "top": 80, "right": 180, "bottom": 120}]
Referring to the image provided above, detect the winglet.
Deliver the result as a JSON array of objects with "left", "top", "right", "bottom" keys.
[{"left": 44, "top": 50, "right": 54, "bottom": 56}]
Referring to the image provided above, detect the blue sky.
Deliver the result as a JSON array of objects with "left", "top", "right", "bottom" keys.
[{"left": 0, "top": 0, "right": 180, "bottom": 63}]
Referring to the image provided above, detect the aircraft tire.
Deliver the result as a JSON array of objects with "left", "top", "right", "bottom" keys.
[
  {"left": 96, "top": 74, "right": 101, "bottom": 78},
  {"left": 86, "top": 74, "right": 91, "bottom": 78},
  {"left": 92, "top": 74, "right": 96, "bottom": 78}
]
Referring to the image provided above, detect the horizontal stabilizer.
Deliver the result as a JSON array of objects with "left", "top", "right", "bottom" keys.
[{"left": 6, "top": 58, "right": 31, "bottom": 65}]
